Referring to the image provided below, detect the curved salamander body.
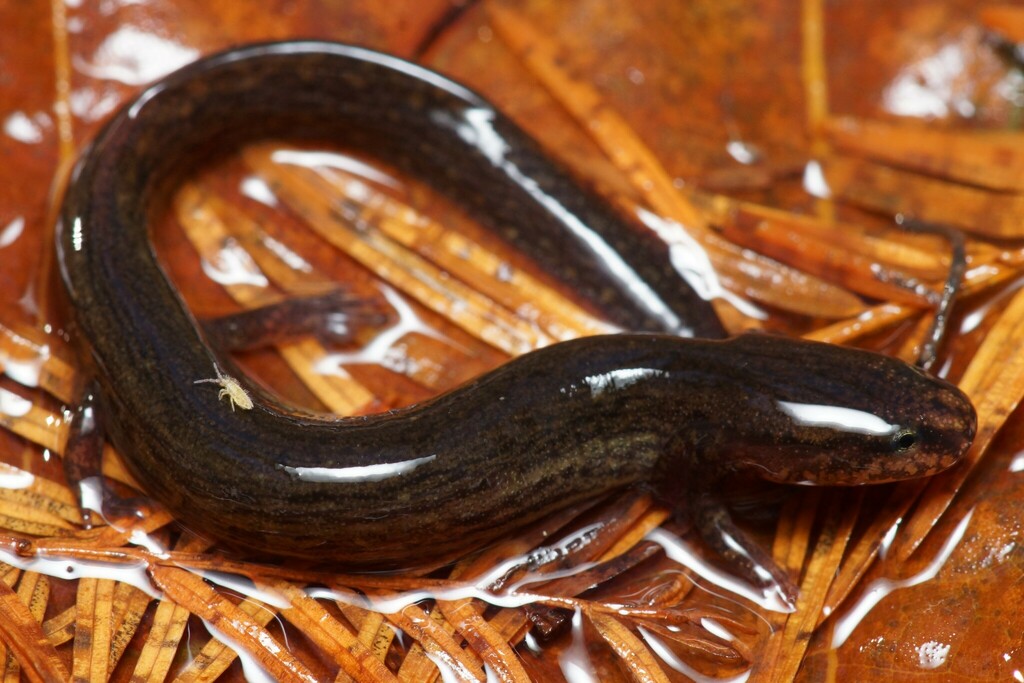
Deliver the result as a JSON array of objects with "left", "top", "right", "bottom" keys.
[{"left": 57, "top": 42, "right": 976, "bottom": 576}]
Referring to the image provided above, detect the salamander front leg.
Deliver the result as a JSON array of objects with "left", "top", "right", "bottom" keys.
[
  {"left": 688, "top": 489, "right": 798, "bottom": 607},
  {"left": 200, "top": 289, "right": 388, "bottom": 351}
]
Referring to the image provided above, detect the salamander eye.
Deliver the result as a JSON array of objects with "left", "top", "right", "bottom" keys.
[{"left": 892, "top": 429, "right": 918, "bottom": 452}]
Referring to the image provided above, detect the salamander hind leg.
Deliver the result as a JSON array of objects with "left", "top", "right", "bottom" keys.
[
  {"left": 200, "top": 289, "right": 389, "bottom": 351},
  {"left": 64, "top": 381, "right": 149, "bottom": 527},
  {"left": 64, "top": 381, "right": 104, "bottom": 528}
]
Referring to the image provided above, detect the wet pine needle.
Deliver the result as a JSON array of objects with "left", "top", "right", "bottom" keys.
[{"left": 2, "top": 6, "right": 1023, "bottom": 682}]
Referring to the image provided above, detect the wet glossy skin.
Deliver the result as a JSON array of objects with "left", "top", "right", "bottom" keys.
[{"left": 57, "top": 42, "right": 976, "bottom": 575}]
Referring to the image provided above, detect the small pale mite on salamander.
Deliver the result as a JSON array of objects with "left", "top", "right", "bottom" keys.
[
  {"left": 194, "top": 364, "right": 253, "bottom": 412},
  {"left": 56, "top": 41, "right": 977, "bottom": 602}
]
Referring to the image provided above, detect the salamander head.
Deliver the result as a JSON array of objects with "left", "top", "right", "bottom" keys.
[{"left": 724, "top": 335, "right": 977, "bottom": 486}]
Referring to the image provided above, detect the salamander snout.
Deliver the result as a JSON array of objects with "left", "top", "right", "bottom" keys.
[
  {"left": 729, "top": 335, "right": 979, "bottom": 487},
  {"left": 902, "top": 381, "right": 977, "bottom": 477},
  {"left": 801, "top": 374, "right": 977, "bottom": 485}
]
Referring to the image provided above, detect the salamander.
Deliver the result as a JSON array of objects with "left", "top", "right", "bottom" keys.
[{"left": 56, "top": 42, "right": 976, "bottom": 594}]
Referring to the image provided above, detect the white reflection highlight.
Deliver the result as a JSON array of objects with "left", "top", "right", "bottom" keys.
[
  {"left": 315, "top": 284, "right": 453, "bottom": 375},
  {"left": 471, "top": 523, "right": 603, "bottom": 591},
  {"left": 3, "top": 112, "right": 46, "bottom": 144},
  {"left": 72, "top": 217, "right": 84, "bottom": 252},
  {"left": 439, "top": 107, "right": 688, "bottom": 335},
  {"left": 281, "top": 454, "right": 436, "bottom": 483},
  {"left": 309, "top": 582, "right": 550, "bottom": 614},
  {"left": 0, "top": 216, "right": 25, "bottom": 248},
  {"left": 271, "top": 149, "right": 400, "bottom": 188},
  {"left": 700, "top": 617, "right": 736, "bottom": 642},
  {"left": 1010, "top": 451, "right": 1024, "bottom": 473},
  {"left": 261, "top": 235, "right": 312, "bottom": 273},
  {"left": 295, "top": 43, "right": 479, "bottom": 103},
  {"left": 70, "top": 86, "right": 122, "bottom": 122},
  {"left": 831, "top": 508, "right": 973, "bottom": 648},
  {"left": 73, "top": 28, "right": 199, "bottom": 85},
  {"left": 639, "top": 626, "right": 750, "bottom": 683},
  {"left": 239, "top": 176, "right": 279, "bottom": 206},
  {"left": 634, "top": 207, "right": 765, "bottom": 320},
  {"left": 0, "top": 464, "right": 34, "bottom": 490},
  {"left": 126, "top": 81, "right": 166, "bottom": 120},
  {"left": 127, "top": 529, "right": 169, "bottom": 558},
  {"left": 559, "top": 609, "right": 597, "bottom": 683},
  {"left": 803, "top": 160, "right": 831, "bottom": 198},
  {"left": 878, "top": 517, "right": 902, "bottom": 560},
  {"left": 0, "top": 344, "right": 47, "bottom": 387},
  {"left": 201, "top": 571, "right": 291, "bottom": 609},
  {"left": 200, "top": 619, "right": 278, "bottom": 683},
  {"left": 423, "top": 652, "right": 459, "bottom": 683},
  {"left": 883, "top": 41, "right": 973, "bottom": 118},
  {"left": 959, "top": 306, "right": 986, "bottom": 335},
  {"left": 777, "top": 401, "right": 897, "bottom": 436},
  {"left": 200, "top": 238, "right": 268, "bottom": 287},
  {"left": 645, "top": 528, "right": 794, "bottom": 613},
  {"left": 0, "top": 388, "right": 32, "bottom": 417},
  {"left": 77, "top": 476, "right": 104, "bottom": 515},
  {"left": 0, "top": 548, "right": 159, "bottom": 598},
  {"left": 726, "top": 140, "right": 760, "bottom": 165},
  {"left": 584, "top": 367, "right": 666, "bottom": 396},
  {"left": 454, "top": 107, "right": 509, "bottom": 165},
  {"left": 424, "top": 649, "right": 485, "bottom": 682}
]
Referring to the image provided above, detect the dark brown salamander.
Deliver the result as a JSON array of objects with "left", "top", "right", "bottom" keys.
[{"left": 57, "top": 42, "right": 976, "bottom": 594}]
